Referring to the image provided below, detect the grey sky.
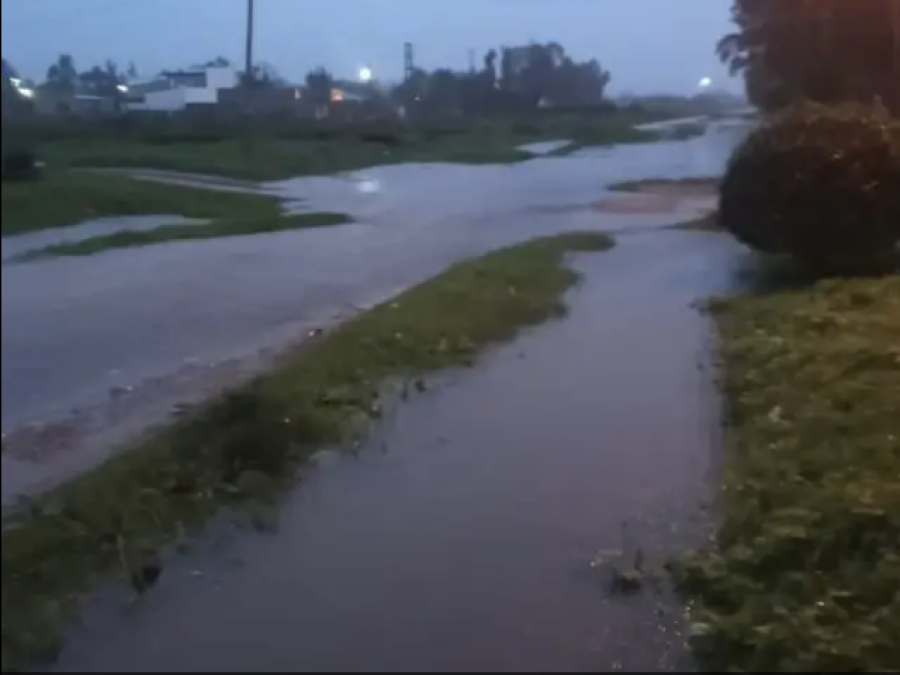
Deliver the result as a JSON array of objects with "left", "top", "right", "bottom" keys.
[{"left": 2, "top": 0, "right": 737, "bottom": 94}]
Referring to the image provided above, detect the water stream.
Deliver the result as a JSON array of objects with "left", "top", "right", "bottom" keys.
[{"left": 1, "top": 123, "right": 745, "bottom": 506}]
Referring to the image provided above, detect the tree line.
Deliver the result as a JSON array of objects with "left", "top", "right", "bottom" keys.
[
  {"left": 718, "top": 0, "right": 900, "bottom": 113},
  {"left": 3, "top": 41, "right": 612, "bottom": 116}
]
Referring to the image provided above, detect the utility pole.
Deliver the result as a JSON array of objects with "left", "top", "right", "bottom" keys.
[
  {"left": 244, "top": 0, "right": 255, "bottom": 88},
  {"left": 403, "top": 42, "right": 415, "bottom": 81},
  {"left": 241, "top": 0, "right": 256, "bottom": 156}
]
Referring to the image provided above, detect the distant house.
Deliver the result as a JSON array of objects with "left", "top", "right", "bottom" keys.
[
  {"left": 31, "top": 87, "right": 118, "bottom": 116},
  {"left": 125, "top": 65, "right": 239, "bottom": 112},
  {"left": 217, "top": 83, "right": 305, "bottom": 114},
  {"left": 330, "top": 79, "right": 379, "bottom": 103}
]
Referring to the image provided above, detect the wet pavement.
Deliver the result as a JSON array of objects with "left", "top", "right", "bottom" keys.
[
  {"left": 50, "top": 230, "right": 741, "bottom": 672},
  {"left": 1, "top": 122, "right": 746, "bottom": 507}
]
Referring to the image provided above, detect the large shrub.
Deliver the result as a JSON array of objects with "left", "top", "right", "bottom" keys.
[{"left": 718, "top": 102, "right": 900, "bottom": 274}]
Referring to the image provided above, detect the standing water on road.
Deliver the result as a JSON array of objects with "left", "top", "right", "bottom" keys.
[
  {"left": 1, "top": 124, "right": 745, "bottom": 507},
  {"left": 50, "top": 230, "right": 743, "bottom": 672}
]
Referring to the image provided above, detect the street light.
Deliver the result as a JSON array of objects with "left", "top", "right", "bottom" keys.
[{"left": 358, "top": 66, "right": 373, "bottom": 83}]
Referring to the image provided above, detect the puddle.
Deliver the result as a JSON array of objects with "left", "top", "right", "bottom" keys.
[
  {"left": 517, "top": 139, "right": 572, "bottom": 155},
  {"left": 49, "top": 231, "right": 738, "bottom": 672},
  {"left": 1, "top": 120, "right": 748, "bottom": 505}
]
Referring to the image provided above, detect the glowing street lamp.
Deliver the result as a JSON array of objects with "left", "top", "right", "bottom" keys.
[
  {"left": 358, "top": 66, "right": 373, "bottom": 83},
  {"left": 698, "top": 76, "right": 712, "bottom": 89}
]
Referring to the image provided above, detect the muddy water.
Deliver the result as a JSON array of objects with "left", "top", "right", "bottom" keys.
[
  {"left": 50, "top": 231, "right": 739, "bottom": 673},
  {"left": 1, "top": 122, "right": 746, "bottom": 506}
]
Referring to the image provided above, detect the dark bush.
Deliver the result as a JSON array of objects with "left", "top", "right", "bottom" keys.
[
  {"left": 718, "top": 102, "right": 900, "bottom": 275},
  {"left": 1, "top": 148, "right": 43, "bottom": 182}
]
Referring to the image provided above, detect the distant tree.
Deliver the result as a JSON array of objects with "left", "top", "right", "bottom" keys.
[
  {"left": 392, "top": 66, "right": 428, "bottom": 106},
  {"left": 2, "top": 58, "right": 24, "bottom": 116},
  {"left": 304, "top": 67, "right": 333, "bottom": 105},
  {"left": 204, "top": 56, "right": 231, "bottom": 68},
  {"left": 80, "top": 60, "right": 127, "bottom": 110},
  {"left": 45, "top": 53, "right": 79, "bottom": 94},
  {"left": 719, "top": 0, "right": 900, "bottom": 112},
  {"left": 390, "top": 41, "right": 613, "bottom": 115},
  {"left": 241, "top": 61, "right": 284, "bottom": 88},
  {"left": 2, "top": 57, "right": 18, "bottom": 99}
]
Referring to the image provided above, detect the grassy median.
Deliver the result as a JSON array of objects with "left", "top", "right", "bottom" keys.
[
  {"left": 0, "top": 231, "right": 614, "bottom": 671},
  {"left": 677, "top": 274, "right": 900, "bottom": 672},
  {"left": 2, "top": 171, "right": 302, "bottom": 237},
  {"left": 21, "top": 211, "right": 351, "bottom": 259}
]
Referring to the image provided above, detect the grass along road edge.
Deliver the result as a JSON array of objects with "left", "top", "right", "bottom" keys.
[
  {"left": 1, "top": 231, "right": 615, "bottom": 671},
  {"left": 2, "top": 171, "right": 294, "bottom": 237},
  {"left": 38, "top": 117, "right": 668, "bottom": 181},
  {"left": 19, "top": 211, "right": 351, "bottom": 259},
  {"left": 674, "top": 274, "right": 900, "bottom": 672}
]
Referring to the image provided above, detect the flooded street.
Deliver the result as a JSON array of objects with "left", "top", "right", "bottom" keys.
[
  {"left": 50, "top": 230, "right": 740, "bottom": 672},
  {"left": 1, "top": 124, "right": 745, "bottom": 505},
  {"left": 1, "top": 121, "right": 753, "bottom": 671}
]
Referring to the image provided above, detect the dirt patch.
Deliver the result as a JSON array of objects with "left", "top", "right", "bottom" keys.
[{"left": 594, "top": 178, "right": 719, "bottom": 215}]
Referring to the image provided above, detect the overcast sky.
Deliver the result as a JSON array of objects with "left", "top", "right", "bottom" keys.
[{"left": 2, "top": 0, "right": 738, "bottom": 94}]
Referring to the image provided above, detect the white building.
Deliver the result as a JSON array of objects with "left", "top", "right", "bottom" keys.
[{"left": 126, "top": 65, "right": 238, "bottom": 112}]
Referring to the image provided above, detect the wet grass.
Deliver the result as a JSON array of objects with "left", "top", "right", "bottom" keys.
[
  {"left": 666, "top": 211, "right": 721, "bottom": 233},
  {"left": 38, "top": 118, "right": 664, "bottom": 180},
  {"left": 20, "top": 211, "right": 351, "bottom": 259},
  {"left": 608, "top": 176, "right": 720, "bottom": 193},
  {"left": 2, "top": 170, "right": 294, "bottom": 236},
  {"left": 0, "top": 231, "right": 614, "bottom": 671},
  {"left": 41, "top": 135, "right": 528, "bottom": 181},
  {"left": 675, "top": 273, "right": 900, "bottom": 672}
]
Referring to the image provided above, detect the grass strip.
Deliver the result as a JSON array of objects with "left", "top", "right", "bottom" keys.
[
  {"left": 21, "top": 211, "right": 351, "bottom": 258},
  {"left": 675, "top": 274, "right": 900, "bottom": 672},
  {"left": 607, "top": 176, "right": 719, "bottom": 193},
  {"left": 2, "top": 171, "right": 288, "bottom": 236}
]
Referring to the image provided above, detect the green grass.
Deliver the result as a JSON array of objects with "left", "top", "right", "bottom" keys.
[
  {"left": 36, "top": 117, "right": 665, "bottom": 180},
  {"left": 608, "top": 176, "right": 720, "bottom": 193},
  {"left": 0, "top": 231, "right": 615, "bottom": 671},
  {"left": 675, "top": 274, "right": 900, "bottom": 672},
  {"left": 41, "top": 136, "right": 528, "bottom": 181},
  {"left": 2, "top": 171, "right": 296, "bottom": 237},
  {"left": 667, "top": 211, "right": 721, "bottom": 233},
  {"left": 21, "top": 211, "right": 351, "bottom": 259}
]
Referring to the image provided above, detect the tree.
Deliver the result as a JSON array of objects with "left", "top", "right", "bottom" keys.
[
  {"left": 389, "top": 41, "right": 613, "bottom": 116},
  {"left": 45, "top": 53, "right": 79, "bottom": 94},
  {"left": 203, "top": 56, "right": 231, "bottom": 68},
  {"left": 79, "top": 60, "right": 127, "bottom": 110},
  {"left": 304, "top": 67, "right": 333, "bottom": 106},
  {"left": 241, "top": 61, "right": 283, "bottom": 89},
  {"left": 719, "top": 0, "right": 900, "bottom": 112},
  {"left": 2, "top": 57, "right": 32, "bottom": 119},
  {"left": 2, "top": 57, "right": 18, "bottom": 99}
]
